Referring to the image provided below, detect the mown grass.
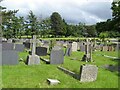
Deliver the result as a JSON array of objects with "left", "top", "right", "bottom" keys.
[{"left": 1, "top": 50, "right": 119, "bottom": 88}]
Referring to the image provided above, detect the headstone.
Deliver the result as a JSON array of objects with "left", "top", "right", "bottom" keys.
[
  {"left": 101, "top": 46, "right": 108, "bottom": 51},
  {"left": 42, "top": 41, "right": 49, "bottom": 53},
  {"left": 72, "top": 42, "right": 77, "bottom": 51},
  {"left": 0, "top": 38, "right": 2, "bottom": 43},
  {"left": 23, "top": 42, "right": 30, "bottom": 49},
  {"left": 15, "top": 44, "right": 25, "bottom": 52},
  {"left": 36, "top": 47, "right": 47, "bottom": 56},
  {"left": 108, "top": 46, "right": 113, "bottom": 51},
  {"left": 26, "top": 35, "right": 40, "bottom": 65},
  {"left": 65, "top": 42, "right": 72, "bottom": 56},
  {"left": 56, "top": 41, "right": 63, "bottom": 46},
  {"left": 80, "top": 64, "right": 98, "bottom": 82},
  {"left": 2, "top": 42, "right": 14, "bottom": 50},
  {"left": 2, "top": 50, "right": 18, "bottom": 65},
  {"left": 63, "top": 42, "right": 68, "bottom": 48},
  {"left": 50, "top": 46, "right": 64, "bottom": 64},
  {"left": 47, "top": 79, "right": 60, "bottom": 85},
  {"left": 7, "top": 39, "right": 12, "bottom": 43},
  {"left": 77, "top": 42, "right": 80, "bottom": 50},
  {"left": 80, "top": 42, "right": 85, "bottom": 52}
]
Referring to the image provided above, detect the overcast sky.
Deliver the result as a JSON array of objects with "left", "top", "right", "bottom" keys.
[{"left": 0, "top": 0, "right": 113, "bottom": 25}]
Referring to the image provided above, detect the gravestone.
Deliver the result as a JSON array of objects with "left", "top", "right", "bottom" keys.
[
  {"left": 26, "top": 35, "right": 40, "bottom": 65},
  {"left": 72, "top": 42, "right": 77, "bottom": 51},
  {"left": 7, "top": 39, "right": 13, "bottom": 43},
  {"left": 0, "top": 38, "right": 2, "bottom": 43},
  {"left": 108, "top": 46, "right": 113, "bottom": 51},
  {"left": 63, "top": 42, "right": 68, "bottom": 48},
  {"left": 36, "top": 47, "right": 47, "bottom": 56},
  {"left": 2, "top": 42, "right": 14, "bottom": 50},
  {"left": 50, "top": 46, "right": 64, "bottom": 64},
  {"left": 80, "top": 42, "right": 85, "bottom": 52},
  {"left": 15, "top": 44, "right": 25, "bottom": 52},
  {"left": 23, "top": 42, "right": 30, "bottom": 49},
  {"left": 80, "top": 64, "right": 98, "bottom": 82},
  {"left": 77, "top": 42, "right": 80, "bottom": 50},
  {"left": 42, "top": 41, "right": 49, "bottom": 53},
  {"left": 101, "top": 46, "right": 108, "bottom": 51},
  {"left": 2, "top": 50, "right": 18, "bottom": 65},
  {"left": 65, "top": 42, "right": 72, "bottom": 56},
  {"left": 56, "top": 41, "right": 63, "bottom": 46}
]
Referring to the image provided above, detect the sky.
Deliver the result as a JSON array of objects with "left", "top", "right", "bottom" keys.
[{"left": 0, "top": 0, "right": 113, "bottom": 25}]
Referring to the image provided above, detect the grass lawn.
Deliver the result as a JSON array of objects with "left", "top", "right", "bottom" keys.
[{"left": 1, "top": 50, "right": 119, "bottom": 88}]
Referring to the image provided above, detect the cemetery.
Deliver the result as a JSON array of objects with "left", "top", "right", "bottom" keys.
[
  {"left": 0, "top": 37, "right": 119, "bottom": 88},
  {"left": 0, "top": 0, "right": 120, "bottom": 89}
]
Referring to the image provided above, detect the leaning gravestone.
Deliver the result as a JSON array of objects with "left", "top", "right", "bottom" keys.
[
  {"left": 50, "top": 46, "right": 64, "bottom": 64},
  {"left": 15, "top": 44, "right": 25, "bottom": 52},
  {"left": 72, "top": 42, "right": 78, "bottom": 51},
  {"left": 80, "top": 64, "right": 98, "bottom": 82},
  {"left": 36, "top": 47, "right": 47, "bottom": 56},
  {"left": 26, "top": 35, "right": 40, "bottom": 65}
]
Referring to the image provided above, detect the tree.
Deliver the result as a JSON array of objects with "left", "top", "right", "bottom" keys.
[
  {"left": 26, "top": 10, "right": 39, "bottom": 37},
  {"left": 111, "top": 1, "right": 120, "bottom": 35},
  {"left": 1, "top": 8, "right": 19, "bottom": 39},
  {"left": 50, "top": 12, "right": 66, "bottom": 37},
  {"left": 85, "top": 25, "right": 97, "bottom": 37}
]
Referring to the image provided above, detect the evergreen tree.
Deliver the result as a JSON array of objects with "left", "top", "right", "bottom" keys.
[{"left": 50, "top": 12, "right": 66, "bottom": 37}]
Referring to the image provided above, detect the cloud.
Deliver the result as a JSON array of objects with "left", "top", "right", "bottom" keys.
[{"left": 0, "top": 0, "right": 113, "bottom": 24}]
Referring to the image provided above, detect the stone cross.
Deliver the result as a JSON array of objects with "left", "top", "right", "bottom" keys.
[
  {"left": 26, "top": 35, "right": 40, "bottom": 65},
  {"left": 82, "top": 39, "right": 92, "bottom": 62},
  {"left": 31, "top": 35, "right": 36, "bottom": 56}
]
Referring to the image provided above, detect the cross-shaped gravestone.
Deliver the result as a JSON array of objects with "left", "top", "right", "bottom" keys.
[
  {"left": 82, "top": 39, "right": 92, "bottom": 62},
  {"left": 26, "top": 35, "right": 40, "bottom": 65}
]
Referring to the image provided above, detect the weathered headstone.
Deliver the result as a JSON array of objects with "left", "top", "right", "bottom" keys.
[
  {"left": 42, "top": 41, "right": 49, "bottom": 53},
  {"left": 50, "top": 46, "right": 64, "bottom": 64},
  {"left": 36, "top": 47, "right": 47, "bottom": 56},
  {"left": 80, "top": 64, "right": 98, "bottom": 82},
  {"left": 26, "top": 35, "right": 40, "bottom": 65},
  {"left": 72, "top": 42, "right": 77, "bottom": 51},
  {"left": 0, "top": 38, "right": 2, "bottom": 43},
  {"left": 7, "top": 39, "right": 13, "bottom": 43},
  {"left": 47, "top": 78, "right": 60, "bottom": 85},
  {"left": 23, "top": 42, "right": 30, "bottom": 49},
  {"left": 80, "top": 42, "right": 85, "bottom": 52},
  {"left": 15, "top": 44, "right": 25, "bottom": 52},
  {"left": 2, "top": 42, "right": 14, "bottom": 50},
  {"left": 101, "top": 46, "right": 108, "bottom": 51},
  {"left": 2, "top": 50, "right": 18, "bottom": 65}
]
